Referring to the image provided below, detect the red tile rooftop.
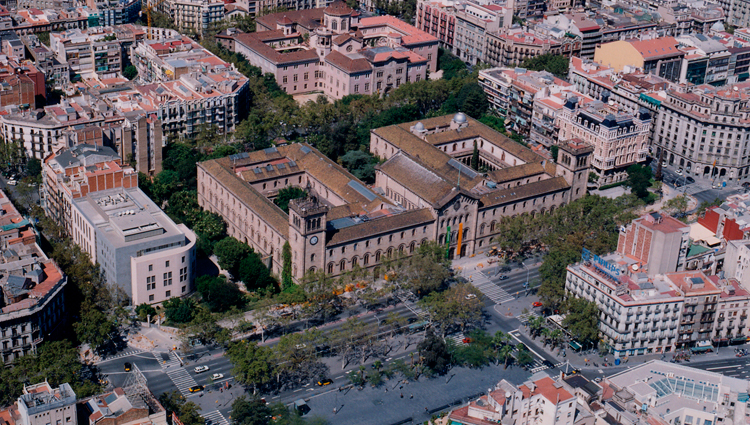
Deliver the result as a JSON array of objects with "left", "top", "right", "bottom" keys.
[{"left": 519, "top": 376, "right": 574, "bottom": 404}]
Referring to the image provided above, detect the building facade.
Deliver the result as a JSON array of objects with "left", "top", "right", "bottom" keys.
[
  {"left": 0, "top": 189, "right": 67, "bottom": 366},
  {"left": 198, "top": 114, "right": 592, "bottom": 280},
  {"left": 557, "top": 97, "right": 652, "bottom": 187}
]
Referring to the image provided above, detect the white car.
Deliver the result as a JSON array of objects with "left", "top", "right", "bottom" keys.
[
  {"left": 211, "top": 373, "right": 224, "bottom": 380},
  {"left": 194, "top": 365, "right": 210, "bottom": 373},
  {"left": 465, "top": 294, "right": 477, "bottom": 300},
  {"left": 676, "top": 168, "right": 683, "bottom": 175},
  {"left": 6, "top": 179, "right": 16, "bottom": 186}
]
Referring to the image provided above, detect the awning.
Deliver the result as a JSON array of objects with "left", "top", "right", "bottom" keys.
[
  {"left": 690, "top": 223, "right": 721, "bottom": 246},
  {"left": 732, "top": 337, "right": 748, "bottom": 343},
  {"left": 691, "top": 346, "right": 712, "bottom": 352},
  {"left": 569, "top": 341, "right": 582, "bottom": 351},
  {"left": 739, "top": 393, "right": 749, "bottom": 402}
]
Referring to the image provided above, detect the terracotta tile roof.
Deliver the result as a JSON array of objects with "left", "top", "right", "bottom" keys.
[
  {"left": 487, "top": 162, "right": 546, "bottom": 183},
  {"left": 256, "top": 8, "right": 324, "bottom": 32},
  {"left": 325, "top": 50, "right": 372, "bottom": 73},
  {"left": 326, "top": 208, "right": 434, "bottom": 246},
  {"left": 378, "top": 152, "right": 457, "bottom": 206},
  {"left": 480, "top": 176, "right": 570, "bottom": 207},
  {"left": 628, "top": 37, "right": 683, "bottom": 59},
  {"left": 324, "top": 1, "right": 354, "bottom": 16},
  {"left": 359, "top": 15, "right": 438, "bottom": 45},
  {"left": 234, "top": 32, "right": 319, "bottom": 65},
  {"left": 518, "top": 376, "right": 575, "bottom": 404},
  {"left": 198, "top": 158, "right": 290, "bottom": 238}
]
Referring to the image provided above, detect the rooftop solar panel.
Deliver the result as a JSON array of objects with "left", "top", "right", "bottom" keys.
[{"left": 347, "top": 180, "right": 377, "bottom": 202}]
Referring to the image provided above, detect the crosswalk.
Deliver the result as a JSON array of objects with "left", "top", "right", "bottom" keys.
[
  {"left": 97, "top": 349, "right": 144, "bottom": 364},
  {"left": 469, "top": 272, "right": 515, "bottom": 304},
  {"left": 516, "top": 312, "right": 539, "bottom": 323},
  {"left": 399, "top": 294, "right": 429, "bottom": 320},
  {"left": 446, "top": 332, "right": 465, "bottom": 345},
  {"left": 153, "top": 352, "right": 198, "bottom": 396},
  {"left": 530, "top": 361, "right": 565, "bottom": 373},
  {"left": 203, "top": 410, "right": 229, "bottom": 425}
]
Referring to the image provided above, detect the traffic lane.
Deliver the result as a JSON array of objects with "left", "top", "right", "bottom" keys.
[{"left": 692, "top": 188, "right": 742, "bottom": 205}]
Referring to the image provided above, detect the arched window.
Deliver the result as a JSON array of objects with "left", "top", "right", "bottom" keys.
[
  {"left": 327, "top": 262, "right": 334, "bottom": 273},
  {"left": 363, "top": 253, "right": 370, "bottom": 265},
  {"left": 410, "top": 242, "right": 416, "bottom": 253},
  {"left": 310, "top": 253, "right": 315, "bottom": 262},
  {"left": 340, "top": 259, "right": 346, "bottom": 271},
  {"left": 479, "top": 223, "right": 485, "bottom": 235},
  {"left": 332, "top": 21, "right": 338, "bottom": 30},
  {"left": 375, "top": 251, "right": 381, "bottom": 262},
  {"left": 490, "top": 221, "right": 496, "bottom": 232},
  {"left": 386, "top": 247, "right": 393, "bottom": 258},
  {"left": 352, "top": 256, "right": 358, "bottom": 267}
]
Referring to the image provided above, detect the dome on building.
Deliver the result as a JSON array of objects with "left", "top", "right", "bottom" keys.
[
  {"left": 413, "top": 122, "right": 425, "bottom": 131},
  {"left": 453, "top": 112, "right": 467, "bottom": 123},
  {"left": 711, "top": 21, "right": 725, "bottom": 32}
]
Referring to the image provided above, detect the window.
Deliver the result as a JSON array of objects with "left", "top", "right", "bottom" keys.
[
  {"left": 304, "top": 72, "right": 309, "bottom": 80},
  {"left": 354, "top": 84, "right": 359, "bottom": 92},
  {"left": 149, "top": 294, "right": 154, "bottom": 302},
  {"left": 149, "top": 264, "right": 153, "bottom": 272},
  {"left": 283, "top": 76, "right": 288, "bottom": 83},
  {"left": 163, "top": 271, "right": 173, "bottom": 286},
  {"left": 182, "top": 256, "right": 185, "bottom": 263},
  {"left": 182, "top": 286, "right": 186, "bottom": 293},
  {"left": 365, "top": 83, "right": 370, "bottom": 91},
  {"left": 166, "top": 290, "right": 171, "bottom": 297},
  {"left": 179, "top": 267, "right": 187, "bottom": 282},
  {"left": 166, "top": 260, "right": 170, "bottom": 267},
  {"left": 377, "top": 71, "right": 383, "bottom": 78}
]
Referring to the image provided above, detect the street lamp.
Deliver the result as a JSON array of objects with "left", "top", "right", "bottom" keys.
[{"left": 521, "top": 259, "right": 530, "bottom": 295}]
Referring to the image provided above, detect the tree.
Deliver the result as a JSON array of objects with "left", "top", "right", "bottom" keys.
[
  {"left": 26, "top": 158, "right": 42, "bottom": 178},
  {"left": 339, "top": 150, "right": 376, "bottom": 183},
  {"left": 471, "top": 140, "right": 479, "bottom": 170},
  {"left": 163, "top": 297, "right": 197, "bottom": 323},
  {"left": 195, "top": 275, "right": 245, "bottom": 312},
  {"left": 418, "top": 328, "right": 451, "bottom": 375},
  {"left": 281, "top": 241, "right": 293, "bottom": 290},
  {"left": 698, "top": 198, "right": 723, "bottom": 216},
  {"left": 274, "top": 186, "right": 307, "bottom": 213},
  {"left": 420, "top": 283, "right": 483, "bottom": 337},
  {"left": 184, "top": 308, "right": 231, "bottom": 346},
  {"left": 563, "top": 298, "right": 600, "bottom": 346},
  {"left": 527, "top": 315, "right": 546, "bottom": 339},
  {"left": 227, "top": 341, "right": 274, "bottom": 393},
  {"left": 74, "top": 300, "right": 116, "bottom": 352},
  {"left": 135, "top": 303, "right": 157, "bottom": 322},
  {"left": 214, "top": 237, "right": 251, "bottom": 274},
  {"left": 159, "top": 391, "right": 203, "bottom": 425},
  {"left": 456, "top": 83, "right": 488, "bottom": 118},
  {"left": 625, "top": 164, "right": 653, "bottom": 199},
  {"left": 515, "top": 344, "right": 535, "bottom": 368},
  {"left": 298, "top": 270, "right": 340, "bottom": 322},
  {"left": 123, "top": 65, "right": 138, "bottom": 80},
  {"left": 550, "top": 145, "right": 559, "bottom": 162},
  {"left": 230, "top": 396, "right": 272, "bottom": 425},
  {"left": 520, "top": 54, "right": 569, "bottom": 79},
  {"left": 664, "top": 194, "right": 689, "bottom": 216},
  {"left": 388, "top": 242, "right": 451, "bottom": 297},
  {"left": 194, "top": 211, "right": 227, "bottom": 255},
  {"left": 238, "top": 251, "right": 276, "bottom": 293}
]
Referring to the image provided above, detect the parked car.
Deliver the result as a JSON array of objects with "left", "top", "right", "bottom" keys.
[
  {"left": 194, "top": 365, "right": 210, "bottom": 373},
  {"left": 211, "top": 373, "right": 224, "bottom": 380},
  {"left": 532, "top": 301, "right": 543, "bottom": 307}
]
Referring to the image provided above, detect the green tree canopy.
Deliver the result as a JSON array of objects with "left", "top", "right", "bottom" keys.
[
  {"left": 196, "top": 275, "right": 245, "bottom": 312},
  {"left": 339, "top": 150, "right": 376, "bottom": 183},
  {"left": 520, "top": 54, "right": 570, "bottom": 79},
  {"left": 230, "top": 396, "right": 272, "bottom": 425},
  {"left": 123, "top": 65, "right": 138, "bottom": 80},
  {"left": 274, "top": 186, "right": 307, "bottom": 213},
  {"left": 238, "top": 251, "right": 276, "bottom": 293},
  {"left": 418, "top": 328, "right": 451, "bottom": 375},
  {"left": 563, "top": 298, "right": 600, "bottom": 346},
  {"left": 135, "top": 303, "right": 157, "bottom": 322},
  {"left": 214, "top": 237, "right": 252, "bottom": 274},
  {"left": 625, "top": 164, "right": 653, "bottom": 199},
  {"left": 163, "top": 297, "right": 197, "bottom": 323}
]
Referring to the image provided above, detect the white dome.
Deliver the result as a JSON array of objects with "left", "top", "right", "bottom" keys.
[
  {"left": 413, "top": 122, "right": 425, "bottom": 131},
  {"left": 453, "top": 112, "right": 467, "bottom": 123},
  {"left": 711, "top": 21, "right": 724, "bottom": 32}
]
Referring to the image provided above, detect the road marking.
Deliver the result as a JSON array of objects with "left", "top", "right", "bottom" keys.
[
  {"left": 293, "top": 388, "right": 304, "bottom": 392},
  {"left": 706, "top": 365, "right": 741, "bottom": 370},
  {"left": 203, "top": 410, "right": 229, "bottom": 425}
]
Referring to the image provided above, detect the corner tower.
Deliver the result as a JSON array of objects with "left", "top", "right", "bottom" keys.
[
  {"left": 288, "top": 195, "right": 328, "bottom": 280},
  {"left": 556, "top": 139, "right": 594, "bottom": 202}
]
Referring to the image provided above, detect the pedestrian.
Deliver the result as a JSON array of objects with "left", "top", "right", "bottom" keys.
[
  {"left": 384, "top": 388, "right": 388, "bottom": 393},
  {"left": 424, "top": 407, "right": 429, "bottom": 413},
  {"left": 400, "top": 393, "right": 404, "bottom": 398},
  {"left": 410, "top": 394, "right": 413, "bottom": 399},
  {"left": 333, "top": 407, "right": 337, "bottom": 414}
]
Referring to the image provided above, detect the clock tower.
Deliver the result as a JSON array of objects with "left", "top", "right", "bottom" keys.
[{"left": 288, "top": 195, "right": 328, "bottom": 280}]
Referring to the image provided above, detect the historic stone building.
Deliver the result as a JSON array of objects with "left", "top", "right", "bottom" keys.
[{"left": 197, "top": 114, "right": 592, "bottom": 280}]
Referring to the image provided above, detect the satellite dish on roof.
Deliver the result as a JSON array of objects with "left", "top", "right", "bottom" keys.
[{"left": 632, "top": 264, "right": 639, "bottom": 271}]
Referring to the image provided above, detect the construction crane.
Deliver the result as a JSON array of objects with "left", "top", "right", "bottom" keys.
[{"left": 140, "top": 0, "right": 171, "bottom": 39}]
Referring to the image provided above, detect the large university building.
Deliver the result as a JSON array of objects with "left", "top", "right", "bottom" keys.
[{"left": 198, "top": 114, "right": 592, "bottom": 280}]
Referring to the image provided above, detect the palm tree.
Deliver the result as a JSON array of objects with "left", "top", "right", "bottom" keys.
[
  {"left": 498, "top": 344, "right": 514, "bottom": 369},
  {"left": 540, "top": 327, "right": 551, "bottom": 346},
  {"left": 492, "top": 330, "right": 511, "bottom": 348},
  {"left": 550, "top": 329, "right": 563, "bottom": 349},
  {"left": 528, "top": 316, "right": 545, "bottom": 338}
]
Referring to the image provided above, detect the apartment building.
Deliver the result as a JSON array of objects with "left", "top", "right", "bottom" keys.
[
  {"left": 478, "top": 67, "right": 574, "bottom": 137},
  {"left": 677, "top": 33, "right": 731, "bottom": 86},
  {"left": 544, "top": 13, "right": 601, "bottom": 59},
  {"left": 652, "top": 81, "right": 750, "bottom": 182},
  {"left": 129, "top": 34, "right": 249, "bottom": 138},
  {"left": 50, "top": 27, "right": 122, "bottom": 78},
  {"left": 21, "top": 34, "right": 70, "bottom": 88},
  {"left": 531, "top": 87, "right": 594, "bottom": 148},
  {"left": 712, "top": 277, "right": 750, "bottom": 345},
  {"left": 595, "top": 37, "right": 685, "bottom": 82},
  {"left": 0, "top": 189, "right": 67, "bottom": 366},
  {"left": 557, "top": 97, "right": 652, "bottom": 187},
  {"left": 198, "top": 114, "right": 592, "bottom": 279},
  {"left": 618, "top": 212, "right": 691, "bottom": 274},
  {"left": 447, "top": 377, "right": 579, "bottom": 425},
  {"left": 227, "top": 4, "right": 436, "bottom": 99},
  {"left": 42, "top": 144, "right": 138, "bottom": 233},
  {"left": 18, "top": 383, "right": 77, "bottom": 425},
  {"left": 151, "top": 0, "right": 224, "bottom": 34},
  {"left": 86, "top": 0, "right": 141, "bottom": 26},
  {"left": 485, "top": 28, "right": 581, "bottom": 68}
]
